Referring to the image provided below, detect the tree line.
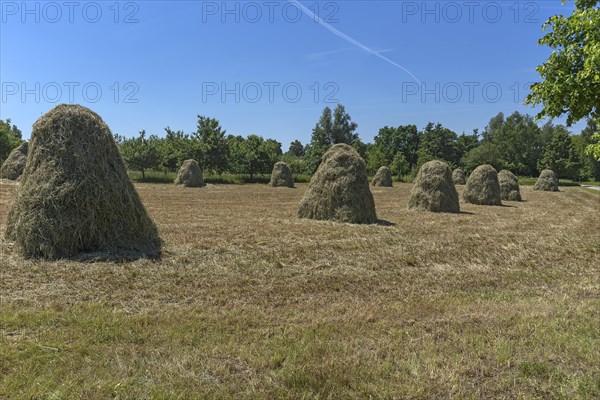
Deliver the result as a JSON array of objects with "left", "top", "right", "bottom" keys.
[
  {"left": 1, "top": 104, "right": 598, "bottom": 182},
  {"left": 112, "top": 104, "right": 600, "bottom": 182}
]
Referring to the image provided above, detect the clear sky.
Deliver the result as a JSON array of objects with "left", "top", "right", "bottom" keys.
[{"left": 0, "top": 0, "right": 588, "bottom": 148}]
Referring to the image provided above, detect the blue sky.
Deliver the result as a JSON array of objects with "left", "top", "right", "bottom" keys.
[{"left": 0, "top": 0, "right": 588, "bottom": 148}]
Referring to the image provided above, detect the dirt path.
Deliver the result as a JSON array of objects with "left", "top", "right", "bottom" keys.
[{"left": 581, "top": 185, "right": 600, "bottom": 191}]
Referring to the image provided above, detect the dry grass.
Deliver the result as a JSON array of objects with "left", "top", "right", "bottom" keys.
[{"left": 1, "top": 181, "right": 599, "bottom": 399}]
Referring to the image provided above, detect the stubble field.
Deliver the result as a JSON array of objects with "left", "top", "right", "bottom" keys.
[{"left": 1, "top": 181, "right": 599, "bottom": 399}]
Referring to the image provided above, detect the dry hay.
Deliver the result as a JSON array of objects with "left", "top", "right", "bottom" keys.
[
  {"left": 408, "top": 160, "right": 460, "bottom": 213},
  {"left": 269, "top": 161, "right": 294, "bottom": 188},
  {"left": 372, "top": 166, "right": 393, "bottom": 187},
  {"left": 174, "top": 159, "right": 205, "bottom": 188},
  {"left": 452, "top": 168, "right": 466, "bottom": 185},
  {"left": 4, "top": 104, "right": 161, "bottom": 260},
  {"left": 498, "top": 169, "right": 522, "bottom": 201},
  {"left": 463, "top": 164, "right": 502, "bottom": 206},
  {"left": 298, "top": 143, "right": 377, "bottom": 224},
  {"left": 0, "top": 142, "right": 28, "bottom": 180},
  {"left": 533, "top": 169, "right": 559, "bottom": 192}
]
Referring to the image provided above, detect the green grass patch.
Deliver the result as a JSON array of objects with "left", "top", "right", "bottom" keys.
[
  {"left": 518, "top": 177, "right": 581, "bottom": 187},
  {"left": 128, "top": 170, "right": 311, "bottom": 185},
  {"left": 581, "top": 188, "right": 600, "bottom": 196}
]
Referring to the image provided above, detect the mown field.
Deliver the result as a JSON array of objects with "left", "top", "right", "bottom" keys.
[{"left": 1, "top": 181, "right": 599, "bottom": 399}]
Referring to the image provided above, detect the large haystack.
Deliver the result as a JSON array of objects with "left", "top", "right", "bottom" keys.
[
  {"left": 498, "top": 170, "right": 522, "bottom": 201},
  {"left": 4, "top": 104, "right": 161, "bottom": 260},
  {"left": 533, "top": 169, "right": 559, "bottom": 192},
  {"left": 298, "top": 144, "right": 377, "bottom": 224},
  {"left": 0, "top": 142, "right": 28, "bottom": 180},
  {"left": 463, "top": 164, "right": 502, "bottom": 205},
  {"left": 372, "top": 166, "right": 393, "bottom": 187},
  {"left": 174, "top": 159, "right": 205, "bottom": 187},
  {"left": 452, "top": 168, "right": 466, "bottom": 185},
  {"left": 269, "top": 161, "right": 294, "bottom": 188},
  {"left": 408, "top": 160, "right": 460, "bottom": 213}
]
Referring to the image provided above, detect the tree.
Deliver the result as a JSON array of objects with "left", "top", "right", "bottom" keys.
[
  {"left": 416, "top": 122, "right": 458, "bottom": 167},
  {"left": 574, "top": 120, "right": 600, "bottom": 179},
  {"left": 366, "top": 146, "right": 387, "bottom": 175},
  {"left": 226, "top": 134, "right": 282, "bottom": 178},
  {"left": 195, "top": 115, "right": 229, "bottom": 174},
  {"left": 119, "top": 130, "right": 162, "bottom": 180},
  {"left": 586, "top": 134, "right": 600, "bottom": 160},
  {"left": 391, "top": 152, "right": 410, "bottom": 178},
  {"left": 455, "top": 130, "right": 480, "bottom": 165},
  {"left": 482, "top": 113, "right": 505, "bottom": 142},
  {"left": 538, "top": 125, "right": 580, "bottom": 179},
  {"left": 287, "top": 140, "right": 305, "bottom": 157},
  {"left": 304, "top": 104, "right": 359, "bottom": 173},
  {"left": 161, "top": 127, "right": 198, "bottom": 172},
  {"left": 371, "top": 125, "right": 421, "bottom": 172},
  {"left": 331, "top": 104, "right": 358, "bottom": 144},
  {"left": 486, "top": 112, "right": 544, "bottom": 176},
  {"left": 0, "top": 119, "right": 23, "bottom": 164},
  {"left": 462, "top": 143, "right": 502, "bottom": 174},
  {"left": 525, "top": 0, "right": 600, "bottom": 157}
]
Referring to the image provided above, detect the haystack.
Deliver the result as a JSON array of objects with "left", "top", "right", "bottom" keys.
[
  {"left": 452, "top": 168, "right": 466, "bottom": 185},
  {"left": 298, "top": 144, "right": 377, "bottom": 224},
  {"left": 463, "top": 164, "right": 502, "bottom": 205},
  {"left": 408, "top": 160, "right": 460, "bottom": 213},
  {"left": 4, "top": 104, "right": 161, "bottom": 260},
  {"left": 269, "top": 161, "right": 294, "bottom": 188},
  {"left": 174, "top": 159, "right": 205, "bottom": 187},
  {"left": 498, "top": 170, "right": 522, "bottom": 201},
  {"left": 372, "top": 166, "right": 393, "bottom": 187},
  {"left": 533, "top": 169, "right": 559, "bottom": 192},
  {"left": 0, "top": 142, "right": 28, "bottom": 180}
]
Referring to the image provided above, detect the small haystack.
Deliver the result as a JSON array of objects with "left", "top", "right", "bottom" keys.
[
  {"left": 452, "top": 168, "right": 466, "bottom": 185},
  {"left": 269, "top": 161, "right": 294, "bottom": 188},
  {"left": 372, "top": 166, "right": 393, "bottom": 187},
  {"left": 533, "top": 169, "right": 559, "bottom": 192},
  {"left": 408, "top": 160, "right": 460, "bottom": 213},
  {"left": 298, "top": 143, "right": 377, "bottom": 224},
  {"left": 498, "top": 170, "right": 522, "bottom": 201},
  {"left": 0, "top": 142, "right": 28, "bottom": 180},
  {"left": 4, "top": 104, "right": 161, "bottom": 260},
  {"left": 463, "top": 164, "right": 502, "bottom": 205},
  {"left": 174, "top": 159, "right": 205, "bottom": 187}
]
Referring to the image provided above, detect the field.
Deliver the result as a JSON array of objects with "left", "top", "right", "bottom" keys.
[{"left": 1, "top": 181, "right": 599, "bottom": 399}]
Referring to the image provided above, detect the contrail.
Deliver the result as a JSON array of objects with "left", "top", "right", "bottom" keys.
[{"left": 289, "top": 0, "right": 421, "bottom": 84}]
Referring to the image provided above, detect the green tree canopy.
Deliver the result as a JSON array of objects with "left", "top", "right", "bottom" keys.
[
  {"left": 526, "top": 0, "right": 600, "bottom": 158},
  {"left": 0, "top": 119, "right": 23, "bottom": 165},
  {"left": 195, "top": 116, "right": 229, "bottom": 174},
  {"left": 305, "top": 104, "right": 359, "bottom": 173},
  {"left": 416, "top": 122, "right": 458, "bottom": 168},
  {"left": 227, "top": 134, "right": 282, "bottom": 178},
  {"left": 287, "top": 140, "right": 305, "bottom": 157},
  {"left": 483, "top": 112, "right": 545, "bottom": 176},
  {"left": 119, "top": 130, "right": 163, "bottom": 180},
  {"left": 526, "top": 0, "right": 599, "bottom": 125},
  {"left": 538, "top": 125, "right": 580, "bottom": 179}
]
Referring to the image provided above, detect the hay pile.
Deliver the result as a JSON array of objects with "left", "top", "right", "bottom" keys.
[
  {"left": 4, "top": 104, "right": 161, "bottom": 260},
  {"left": 533, "top": 169, "right": 559, "bottom": 192},
  {"left": 463, "top": 165, "right": 502, "bottom": 205},
  {"left": 408, "top": 160, "right": 460, "bottom": 213},
  {"left": 372, "top": 166, "right": 393, "bottom": 187},
  {"left": 498, "top": 170, "right": 522, "bottom": 201},
  {"left": 174, "top": 159, "right": 205, "bottom": 187},
  {"left": 298, "top": 144, "right": 377, "bottom": 224},
  {"left": 452, "top": 168, "right": 466, "bottom": 185},
  {"left": 269, "top": 161, "right": 294, "bottom": 188},
  {"left": 0, "top": 142, "right": 28, "bottom": 180}
]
